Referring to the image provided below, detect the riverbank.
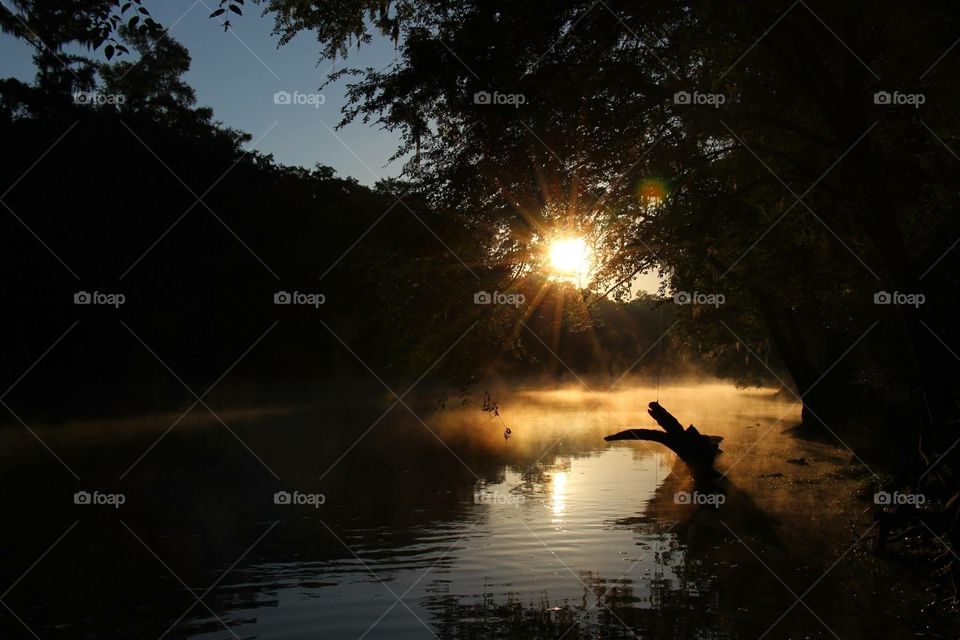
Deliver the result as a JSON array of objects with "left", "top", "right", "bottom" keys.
[{"left": 644, "top": 400, "right": 957, "bottom": 639}]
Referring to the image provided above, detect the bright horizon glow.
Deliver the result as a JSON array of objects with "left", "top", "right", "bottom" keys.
[{"left": 548, "top": 237, "right": 591, "bottom": 277}]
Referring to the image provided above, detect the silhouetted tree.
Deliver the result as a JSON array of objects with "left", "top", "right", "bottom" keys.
[{"left": 258, "top": 0, "right": 960, "bottom": 456}]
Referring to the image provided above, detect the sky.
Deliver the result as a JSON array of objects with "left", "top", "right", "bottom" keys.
[{"left": 0, "top": 0, "right": 407, "bottom": 185}]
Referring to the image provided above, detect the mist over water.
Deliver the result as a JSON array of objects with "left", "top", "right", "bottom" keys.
[{"left": 1, "top": 380, "right": 943, "bottom": 639}]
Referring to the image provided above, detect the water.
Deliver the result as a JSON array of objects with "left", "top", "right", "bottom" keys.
[{"left": 0, "top": 382, "right": 950, "bottom": 638}]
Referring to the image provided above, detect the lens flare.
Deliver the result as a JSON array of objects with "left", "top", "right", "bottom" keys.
[{"left": 636, "top": 178, "right": 669, "bottom": 206}]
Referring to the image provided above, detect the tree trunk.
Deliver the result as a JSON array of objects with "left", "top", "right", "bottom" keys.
[{"left": 605, "top": 402, "right": 723, "bottom": 484}]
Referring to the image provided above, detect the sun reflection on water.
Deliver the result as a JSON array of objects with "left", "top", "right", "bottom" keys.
[{"left": 551, "top": 471, "right": 567, "bottom": 517}]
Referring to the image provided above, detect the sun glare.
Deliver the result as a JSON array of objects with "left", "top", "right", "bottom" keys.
[
  {"left": 551, "top": 471, "right": 567, "bottom": 516},
  {"left": 549, "top": 237, "right": 591, "bottom": 276}
]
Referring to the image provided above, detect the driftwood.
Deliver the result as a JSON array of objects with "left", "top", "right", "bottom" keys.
[{"left": 604, "top": 402, "right": 723, "bottom": 482}]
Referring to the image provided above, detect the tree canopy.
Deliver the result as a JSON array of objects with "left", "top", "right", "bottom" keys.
[{"left": 255, "top": 0, "right": 960, "bottom": 445}]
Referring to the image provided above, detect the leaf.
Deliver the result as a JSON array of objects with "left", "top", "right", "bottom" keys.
[
  {"left": 210, "top": 8, "right": 226, "bottom": 17},
  {"left": 128, "top": 15, "right": 139, "bottom": 29},
  {"left": 229, "top": 5, "right": 242, "bottom": 15},
  {"left": 121, "top": 2, "right": 131, "bottom": 13},
  {"left": 104, "top": 44, "right": 115, "bottom": 60}
]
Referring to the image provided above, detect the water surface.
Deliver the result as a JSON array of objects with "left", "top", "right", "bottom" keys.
[{"left": 0, "top": 382, "right": 948, "bottom": 638}]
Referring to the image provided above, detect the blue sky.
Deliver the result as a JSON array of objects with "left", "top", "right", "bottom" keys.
[{"left": 0, "top": 0, "right": 407, "bottom": 185}]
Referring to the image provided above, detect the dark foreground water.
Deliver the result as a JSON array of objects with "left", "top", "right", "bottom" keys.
[{"left": 0, "top": 382, "right": 953, "bottom": 639}]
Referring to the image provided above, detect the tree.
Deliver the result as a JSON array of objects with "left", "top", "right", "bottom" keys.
[
  {"left": 0, "top": 0, "right": 158, "bottom": 101},
  {"left": 258, "top": 0, "right": 960, "bottom": 457},
  {"left": 99, "top": 25, "right": 219, "bottom": 135}
]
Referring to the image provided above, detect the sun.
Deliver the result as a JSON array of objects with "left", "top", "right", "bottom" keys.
[{"left": 549, "top": 237, "right": 591, "bottom": 276}]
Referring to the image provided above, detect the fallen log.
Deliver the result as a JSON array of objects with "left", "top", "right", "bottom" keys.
[{"left": 604, "top": 402, "right": 723, "bottom": 482}]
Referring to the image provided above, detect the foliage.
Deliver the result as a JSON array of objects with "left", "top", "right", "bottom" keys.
[{"left": 254, "top": 0, "right": 960, "bottom": 434}]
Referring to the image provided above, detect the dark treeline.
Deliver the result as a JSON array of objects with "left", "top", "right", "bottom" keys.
[
  {"left": 0, "top": 17, "right": 686, "bottom": 422},
  {"left": 1, "top": 112, "right": 679, "bottom": 421}
]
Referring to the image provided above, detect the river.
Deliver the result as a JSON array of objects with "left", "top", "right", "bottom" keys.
[{"left": 0, "top": 381, "right": 950, "bottom": 638}]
